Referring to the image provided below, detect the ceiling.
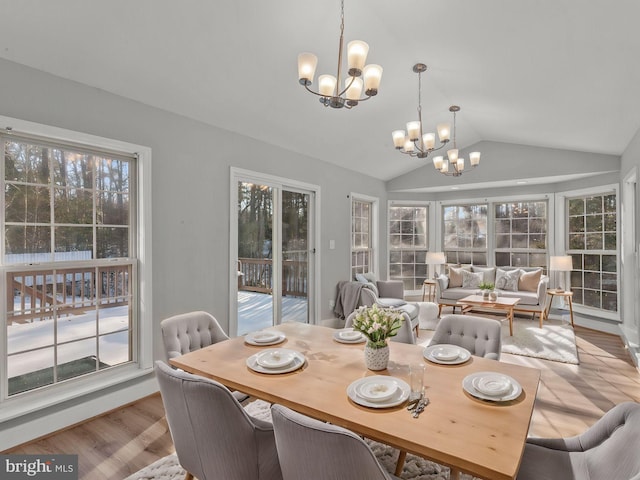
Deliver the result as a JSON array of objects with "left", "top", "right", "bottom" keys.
[{"left": 0, "top": 0, "right": 639, "bottom": 183}]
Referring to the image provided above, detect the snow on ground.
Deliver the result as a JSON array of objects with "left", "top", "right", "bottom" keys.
[{"left": 8, "top": 304, "right": 130, "bottom": 378}]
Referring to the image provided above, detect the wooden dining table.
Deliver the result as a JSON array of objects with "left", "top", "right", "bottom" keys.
[{"left": 170, "top": 322, "right": 540, "bottom": 480}]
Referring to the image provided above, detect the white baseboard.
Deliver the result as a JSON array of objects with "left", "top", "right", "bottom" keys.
[{"left": 0, "top": 375, "right": 158, "bottom": 451}]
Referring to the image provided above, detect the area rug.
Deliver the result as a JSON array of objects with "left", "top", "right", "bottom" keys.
[
  {"left": 125, "top": 399, "right": 476, "bottom": 480},
  {"left": 501, "top": 318, "right": 579, "bottom": 364}
]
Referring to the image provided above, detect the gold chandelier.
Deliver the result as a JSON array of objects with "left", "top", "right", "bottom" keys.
[
  {"left": 297, "top": 0, "right": 383, "bottom": 109},
  {"left": 392, "top": 63, "right": 480, "bottom": 177}
]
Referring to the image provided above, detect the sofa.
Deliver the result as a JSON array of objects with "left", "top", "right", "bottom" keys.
[{"left": 435, "top": 265, "right": 549, "bottom": 323}]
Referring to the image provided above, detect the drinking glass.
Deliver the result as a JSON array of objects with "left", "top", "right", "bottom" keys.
[{"left": 409, "top": 363, "right": 425, "bottom": 399}]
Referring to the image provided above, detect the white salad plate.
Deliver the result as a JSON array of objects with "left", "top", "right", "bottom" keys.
[
  {"left": 245, "top": 331, "right": 286, "bottom": 346},
  {"left": 347, "top": 376, "right": 410, "bottom": 408},
  {"left": 256, "top": 349, "right": 296, "bottom": 369},
  {"left": 246, "top": 349, "right": 305, "bottom": 374},
  {"left": 462, "top": 372, "right": 522, "bottom": 402},
  {"left": 333, "top": 328, "right": 366, "bottom": 344},
  {"left": 423, "top": 344, "right": 471, "bottom": 365},
  {"left": 356, "top": 377, "right": 398, "bottom": 402}
]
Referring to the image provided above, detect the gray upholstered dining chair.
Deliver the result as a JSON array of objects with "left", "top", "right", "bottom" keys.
[
  {"left": 345, "top": 309, "right": 416, "bottom": 344},
  {"left": 160, "top": 310, "right": 248, "bottom": 402},
  {"left": 270, "top": 404, "right": 402, "bottom": 480},
  {"left": 154, "top": 361, "right": 282, "bottom": 480},
  {"left": 517, "top": 402, "right": 640, "bottom": 480},
  {"left": 428, "top": 314, "right": 502, "bottom": 360}
]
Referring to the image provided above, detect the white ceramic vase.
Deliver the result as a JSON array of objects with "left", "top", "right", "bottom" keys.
[{"left": 364, "top": 342, "right": 390, "bottom": 371}]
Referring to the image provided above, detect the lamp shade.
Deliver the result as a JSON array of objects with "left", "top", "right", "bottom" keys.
[
  {"left": 425, "top": 252, "right": 446, "bottom": 265},
  {"left": 550, "top": 255, "right": 572, "bottom": 271}
]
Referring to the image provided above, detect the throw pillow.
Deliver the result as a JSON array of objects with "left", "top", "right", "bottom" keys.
[
  {"left": 518, "top": 268, "right": 542, "bottom": 292},
  {"left": 495, "top": 268, "right": 521, "bottom": 291},
  {"left": 355, "top": 273, "right": 368, "bottom": 283},
  {"left": 363, "top": 281, "right": 379, "bottom": 297},
  {"left": 471, "top": 265, "right": 496, "bottom": 284},
  {"left": 461, "top": 270, "right": 484, "bottom": 288},
  {"left": 363, "top": 272, "right": 377, "bottom": 283},
  {"left": 448, "top": 267, "right": 465, "bottom": 287}
]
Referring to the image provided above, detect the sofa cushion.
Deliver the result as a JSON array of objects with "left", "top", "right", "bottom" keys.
[
  {"left": 495, "top": 268, "right": 521, "bottom": 291},
  {"left": 461, "top": 270, "right": 484, "bottom": 288},
  {"left": 377, "top": 297, "right": 407, "bottom": 308},
  {"left": 362, "top": 272, "right": 377, "bottom": 283},
  {"left": 449, "top": 266, "right": 471, "bottom": 287},
  {"left": 471, "top": 265, "right": 496, "bottom": 283},
  {"left": 440, "top": 287, "right": 476, "bottom": 301},
  {"left": 495, "top": 289, "right": 540, "bottom": 305},
  {"left": 518, "top": 268, "right": 542, "bottom": 292}
]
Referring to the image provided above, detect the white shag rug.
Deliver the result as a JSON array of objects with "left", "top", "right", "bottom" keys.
[
  {"left": 125, "top": 399, "right": 477, "bottom": 480},
  {"left": 501, "top": 318, "right": 579, "bottom": 364}
]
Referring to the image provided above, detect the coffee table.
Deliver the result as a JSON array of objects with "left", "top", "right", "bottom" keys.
[{"left": 457, "top": 294, "right": 520, "bottom": 335}]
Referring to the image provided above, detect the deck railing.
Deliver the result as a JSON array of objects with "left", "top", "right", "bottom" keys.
[
  {"left": 7, "top": 264, "right": 131, "bottom": 324},
  {"left": 238, "top": 256, "right": 307, "bottom": 297}
]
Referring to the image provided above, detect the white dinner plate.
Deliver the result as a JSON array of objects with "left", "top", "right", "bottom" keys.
[
  {"left": 473, "top": 373, "right": 512, "bottom": 396},
  {"left": 462, "top": 371, "right": 522, "bottom": 402},
  {"left": 347, "top": 376, "right": 410, "bottom": 408},
  {"left": 356, "top": 377, "right": 398, "bottom": 402},
  {"left": 256, "top": 349, "right": 296, "bottom": 369},
  {"left": 423, "top": 344, "right": 471, "bottom": 365},
  {"left": 245, "top": 331, "right": 286, "bottom": 346},
  {"left": 333, "top": 328, "right": 366, "bottom": 344},
  {"left": 246, "top": 349, "right": 305, "bottom": 374}
]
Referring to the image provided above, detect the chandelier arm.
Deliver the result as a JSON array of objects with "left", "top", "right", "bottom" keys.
[
  {"left": 336, "top": 75, "right": 356, "bottom": 98},
  {"left": 303, "top": 84, "right": 332, "bottom": 98}
]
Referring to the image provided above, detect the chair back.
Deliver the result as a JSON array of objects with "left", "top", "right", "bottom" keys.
[
  {"left": 270, "top": 404, "right": 395, "bottom": 480},
  {"left": 345, "top": 310, "right": 415, "bottom": 344},
  {"left": 160, "top": 310, "right": 229, "bottom": 361},
  {"left": 154, "top": 361, "right": 282, "bottom": 480},
  {"left": 429, "top": 314, "right": 502, "bottom": 360}
]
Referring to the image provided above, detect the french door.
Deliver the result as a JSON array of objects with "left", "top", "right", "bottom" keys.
[{"left": 230, "top": 169, "right": 318, "bottom": 336}]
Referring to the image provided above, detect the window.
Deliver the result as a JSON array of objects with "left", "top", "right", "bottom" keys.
[
  {"left": 388, "top": 205, "right": 428, "bottom": 290},
  {"left": 0, "top": 118, "right": 151, "bottom": 418},
  {"left": 442, "top": 204, "right": 488, "bottom": 264},
  {"left": 351, "top": 196, "right": 376, "bottom": 278},
  {"left": 567, "top": 192, "right": 618, "bottom": 312},
  {"left": 494, "top": 201, "right": 548, "bottom": 271}
]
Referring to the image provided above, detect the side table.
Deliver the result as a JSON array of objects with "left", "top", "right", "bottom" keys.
[
  {"left": 544, "top": 289, "right": 574, "bottom": 327},
  {"left": 422, "top": 279, "right": 436, "bottom": 302}
]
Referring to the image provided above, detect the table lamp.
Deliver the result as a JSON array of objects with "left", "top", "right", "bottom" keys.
[
  {"left": 425, "top": 251, "right": 446, "bottom": 279},
  {"left": 549, "top": 255, "right": 572, "bottom": 292}
]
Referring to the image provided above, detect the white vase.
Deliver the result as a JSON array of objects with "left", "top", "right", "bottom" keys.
[{"left": 364, "top": 342, "right": 390, "bottom": 371}]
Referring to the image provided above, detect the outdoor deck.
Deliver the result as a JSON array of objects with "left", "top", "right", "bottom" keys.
[{"left": 237, "top": 291, "right": 308, "bottom": 335}]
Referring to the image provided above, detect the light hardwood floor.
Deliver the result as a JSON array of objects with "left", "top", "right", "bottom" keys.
[{"left": 6, "top": 322, "right": 640, "bottom": 479}]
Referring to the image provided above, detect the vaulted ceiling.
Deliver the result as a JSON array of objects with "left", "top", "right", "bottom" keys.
[{"left": 0, "top": 0, "right": 639, "bottom": 185}]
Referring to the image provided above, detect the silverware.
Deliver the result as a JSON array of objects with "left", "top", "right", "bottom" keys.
[
  {"left": 412, "top": 396, "right": 429, "bottom": 418},
  {"left": 406, "top": 395, "right": 421, "bottom": 411}
]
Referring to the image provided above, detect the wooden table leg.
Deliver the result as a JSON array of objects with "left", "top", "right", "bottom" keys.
[
  {"left": 449, "top": 466, "right": 461, "bottom": 479},
  {"left": 508, "top": 307, "right": 514, "bottom": 336},
  {"left": 395, "top": 450, "right": 407, "bottom": 476},
  {"left": 568, "top": 296, "right": 574, "bottom": 327}
]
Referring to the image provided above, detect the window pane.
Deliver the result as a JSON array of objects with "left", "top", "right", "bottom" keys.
[
  {"left": 568, "top": 198, "right": 584, "bottom": 215},
  {"left": 4, "top": 141, "right": 51, "bottom": 184},
  {"left": 99, "top": 330, "right": 130, "bottom": 367},
  {"left": 55, "top": 226, "right": 93, "bottom": 254},
  {"left": 8, "top": 347, "right": 55, "bottom": 395},
  {"left": 97, "top": 192, "right": 129, "bottom": 225},
  {"left": 5, "top": 184, "right": 51, "bottom": 223},
  {"left": 5, "top": 225, "right": 52, "bottom": 257},
  {"left": 97, "top": 227, "right": 129, "bottom": 258},
  {"left": 53, "top": 151, "right": 93, "bottom": 188}
]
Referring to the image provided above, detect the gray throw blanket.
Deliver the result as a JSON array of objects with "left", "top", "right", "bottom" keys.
[{"left": 333, "top": 281, "right": 365, "bottom": 320}]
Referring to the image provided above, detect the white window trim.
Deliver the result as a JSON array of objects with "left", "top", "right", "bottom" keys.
[
  {"left": 350, "top": 193, "right": 378, "bottom": 278},
  {"left": 0, "top": 115, "right": 153, "bottom": 425},
  {"left": 555, "top": 185, "right": 620, "bottom": 322}
]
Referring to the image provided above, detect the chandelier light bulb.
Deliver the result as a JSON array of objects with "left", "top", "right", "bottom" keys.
[
  {"left": 406, "top": 121, "right": 421, "bottom": 142},
  {"left": 433, "top": 156, "right": 444, "bottom": 169},
  {"left": 457, "top": 158, "right": 465, "bottom": 171},
  {"left": 437, "top": 123, "right": 451, "bottom": 142},
  {"left": 345, "top": 77, "right": 363, "bottom": 101},
  {"left": 403, "top": 139, "right": 415, "bottom": 153},
  {"left": 392, "top": 130, "right": 406, "bottom": 149},
  {"left": 318, "top": 75, "right": 337, "bottom": 97},
  {"left": 470, "top": 151, "right": 481, "bottom": 166},
  {"left": 447, "top": 148, "right": 459, "bottom": 162},
  {"left": 422, "top": 133, "right": 435, "bottom": 150},
  {"left": 362, "top": 64, "right": 383, "bottom": 95},
  {"left": 440, "top": 159, "right": 449, "bottom": 173},
  {"left": 297, "top": 53, "right": 318, "bottom": 85},
  {"left": 347, "top": 40, "right": 369, "bottom": 74}
]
